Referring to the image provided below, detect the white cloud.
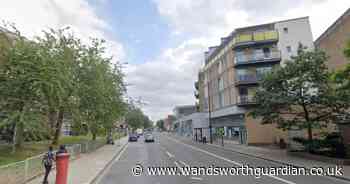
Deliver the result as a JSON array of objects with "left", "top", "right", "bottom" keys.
[
  {"left": 125, "top": 38, "right": 208, "bottom": 120},
  {"left": 128, "top": 0, "right": 350, "bottom": 120},
  {"left": 0, "top": 0, "right": 124, "bottom": 60}
]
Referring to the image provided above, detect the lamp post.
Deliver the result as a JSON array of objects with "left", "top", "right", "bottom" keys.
[{"left": 207, "top": 81, "right": 213, "bottom": 144}]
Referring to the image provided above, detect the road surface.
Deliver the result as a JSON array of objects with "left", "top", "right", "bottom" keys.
[{"left": 97, "top": 133, "right": 349, "bottom": 184}]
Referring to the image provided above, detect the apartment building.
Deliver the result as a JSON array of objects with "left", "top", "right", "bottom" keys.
[{"left": 197, "top": 17, "right": 314, "bottom": 145}]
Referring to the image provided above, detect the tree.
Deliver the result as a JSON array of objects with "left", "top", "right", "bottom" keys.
[
  {"left": 36, "top": 28, "right": 82, "bottom": 144},
  {"left": 0, "top": 27, "right": 49, "bottom": 151},
  {"left": 124, "top": 104, "right": 150, "bottom": 130},
  {"left": 0, "top": 25, "right": 127, "bottom": 150},
  {"left": 250, "top": 46, "right": 350, "bottom": 148},
  {"left": 332, "top": 40, "right": 350, "bottom": 92},
  {"left": 156, "top": 119, "right": 165, "bottom": 130},
  {"left": 76, "top": 39, "right": 127, "bottom": 140}
]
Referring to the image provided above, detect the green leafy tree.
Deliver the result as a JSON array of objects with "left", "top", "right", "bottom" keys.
[
  {"left": 77, "top": 39, "right": 126, "bottom": 140},
  {"left": 0, "top": 25, "right": 127, "bottom": 150},
  {"left": 250, "top": 46, "right": 350, "bottom": 147},
  {"left": 0, "top": 27, "right": 49, "bottom": 151},
  {"left": 124, "top": 104, "right": 150, "bottom": 130},
  {"left": 36, "top": 28, "right": 82, "bottom": 144},
  {"left": 332, "top": 40, "right": 350, "bottom": 92},
  {"left": 156, "top": 119, "right": 164, "bottom": 130}
]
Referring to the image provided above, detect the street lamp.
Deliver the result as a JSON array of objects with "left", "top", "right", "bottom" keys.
[{"left": 207, "top": 80, "right": 213, "bottom": 144}]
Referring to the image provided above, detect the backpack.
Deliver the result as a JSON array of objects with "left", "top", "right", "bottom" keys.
[{"left": 43, "top": 152, "right": 53, "bottom": 166}]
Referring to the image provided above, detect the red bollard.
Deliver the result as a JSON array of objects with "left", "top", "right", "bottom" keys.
[{"left": 55, "top": 153, "right": 70, "bottom": 184}]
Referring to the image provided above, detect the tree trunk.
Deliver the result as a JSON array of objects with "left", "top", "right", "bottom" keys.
[
  {"left": 15, "top": 122, "right": 24, "bottom": 148},
  {"left": 307, "top": 122, "right": 313, "bottom": 142},
  {"left": 48, "top": 108, "right": 57, "bottom": 136},
  {"left": 11, "top": 123, "right": 17, "bottom": 153},
  {"left": 52, "top": 107, "right": 64, "bottom": 145},
  {"left": 307, "top": 122, "right": 314, "bottom": 153}
]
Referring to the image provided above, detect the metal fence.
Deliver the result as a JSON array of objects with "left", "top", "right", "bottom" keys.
[{"left": 0, "top": 139, "right": 105, "bottom": 184}]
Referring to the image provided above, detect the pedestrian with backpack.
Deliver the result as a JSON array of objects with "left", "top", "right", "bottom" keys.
[{"left": 42, "top": 146, "right": 55, "bottom": 184}]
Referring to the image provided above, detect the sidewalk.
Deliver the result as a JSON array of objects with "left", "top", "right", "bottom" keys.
[
  {"left": 171, "top": 133, "right": 350, "bottom": 181},
  {"left": 28, "top": 137, "right": 127, "bottom": 184}
]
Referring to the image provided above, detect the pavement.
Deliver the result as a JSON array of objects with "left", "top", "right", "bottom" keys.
[
  {"left": 27, "top": 137, "right": 128, "bottom": 184},
  {"left": 97, "top": 132, "right": 350, "bottom": 184}
]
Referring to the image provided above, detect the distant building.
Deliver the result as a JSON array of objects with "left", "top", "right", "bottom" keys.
[
  {"left": 173, "top": 105, "right": 197, "bottom": 118},
  {"left": 61, "top": 119, "right": 72, "bottom": 136},
  {"left": 164, "top": 115, "right": 176, "bottom": 131}
]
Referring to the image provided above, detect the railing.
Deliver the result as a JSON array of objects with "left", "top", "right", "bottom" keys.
[
  {"left": 236, "top": 30, "right": 278, "bottom": 44},
  {"left": 237, "top": 95, "right": 256, "bottom": 105},
  {"left": 235, "top": 73, "right": 266, "bottom": 85},
  {"left": 234, "top": 51, "right": 281, "bottom": 65},
  {"left": 0, "top": 139, "right": 106, "bottom": 184}
]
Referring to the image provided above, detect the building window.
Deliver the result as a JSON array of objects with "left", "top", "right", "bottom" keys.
[
  {"left": 286, "top": 46, "right": 292, "bottom": 53},
  {"left": 219, "top": 92, "right": 224, "bottom": 108},
  {"left": 218, "top": 77, "right": 224, "bottom": 91},
  {"left": 283, "top": 27, "right": 288, "bottom": 33}
]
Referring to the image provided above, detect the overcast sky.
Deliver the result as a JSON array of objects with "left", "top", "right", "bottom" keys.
[{"left": 0, "top": 0, "right": 349, "bottom": 121}]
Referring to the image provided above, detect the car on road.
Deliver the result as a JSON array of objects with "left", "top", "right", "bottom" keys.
[
  {"left": 144, "top": 133, "right": 155, "bottom": 142},
  {"left": 128, "top": 133, "right": 138, "bottom": 142}
]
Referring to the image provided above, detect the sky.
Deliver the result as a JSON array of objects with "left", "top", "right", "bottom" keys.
[{"left": 0, "top": 0, "right": 349, "bottom": 121}]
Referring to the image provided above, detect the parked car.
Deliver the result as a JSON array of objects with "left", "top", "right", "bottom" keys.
[
  {"left": 144, "top": 133, "right": 155, "bottom": 142},
  {"left": 136, "top": 128, "right": 143, "bottom": 137},
  {"left": 128, "top": 133, "right": 138, "bottom": 142}
]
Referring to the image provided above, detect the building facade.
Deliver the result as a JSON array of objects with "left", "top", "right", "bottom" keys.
[
  {"left": 315, "top": 8, "right": 350, "bottom": 71},
  {"left": 164, "top": 115, "right": 176, "bottom": 131},
  {"left": 315, "top": 8, "right": 350, "bottom": 146},
  {"left": 197, "top": 17, "right": 314, "bottom": 145}
]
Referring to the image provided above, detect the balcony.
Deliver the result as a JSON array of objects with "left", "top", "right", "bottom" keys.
[
  {"left": 236, "top": 95, "right": 257, "bottom": 106},
  {"left": 234, "top": 51, "right": 281, "bottom": 67},
  {"left": 234, "top": 30, "right": 279, "bottom": 49},
  {"left": 235, "top": 73, "right": 267, "bottom": 86}
]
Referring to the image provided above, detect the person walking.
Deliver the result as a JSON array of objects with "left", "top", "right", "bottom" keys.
[
  {"left": 42, "top": 146, "right": 55, "bottom": 184},
  {"left": 57, "top": 145, "right": 68, "bottom": 154}
]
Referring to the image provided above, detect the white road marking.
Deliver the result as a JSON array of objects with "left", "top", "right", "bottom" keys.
[
  {"left": 179, "top": 160, "right": 190, "bottom": 167},
  {"left": 166, "top": 136, "right": 297, "bottom": 184},
  {"left": 166, "top": 151, "right": 175, "bottom": 158},
  {"left": 190, "top": 177, "right": 203, "bottom": 180},
  {"left": 174, "top": 161, "right": 181, "bottom": 168},
  {"left": 94, "top": 142, "right": 128, "bottom": 184},
  {"left": 115, "top": 143, "right": 128, "bottom": 161}
]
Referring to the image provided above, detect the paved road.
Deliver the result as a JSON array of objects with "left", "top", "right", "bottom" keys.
[{"left": 97, "top": 133, "right": 350, "bottom": 184}]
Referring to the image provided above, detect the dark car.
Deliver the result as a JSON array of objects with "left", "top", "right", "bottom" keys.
[{"left": 128, "top": 133, "right": 138, "bottom": 142}]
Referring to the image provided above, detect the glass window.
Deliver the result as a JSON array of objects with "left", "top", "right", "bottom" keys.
[
  {"left": 219, "top": 92, "right": 224, "bottom": 108},
  {"left": 235, "top": 51, "right": 245, "bottom": 63},
  {"left": 218, "top": 77, "right": 224, "bottom": 91},
  {"left": 239, "top": 88, "right": 248, "bottom": 95},
  {"left": 256, "top": 67, "right": 272, "bottom": 79}
]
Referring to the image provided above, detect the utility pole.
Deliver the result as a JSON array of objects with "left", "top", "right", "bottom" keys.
[{"left": 207, "top": 80, "right": 213, "bottom": 144}]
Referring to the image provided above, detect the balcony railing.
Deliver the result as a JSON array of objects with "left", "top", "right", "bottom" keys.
[
  {"left": 235, "top": 73, "right": 266, "bottom": 85},
  {"left": 235, "top": 30, "right": 279, "bottom": 45},
  {"left": 236, "top": 95, "right": 256, "bottom": 106},
  {"left": 234, "top": 51, "right": 281, "bottom": 66}
]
